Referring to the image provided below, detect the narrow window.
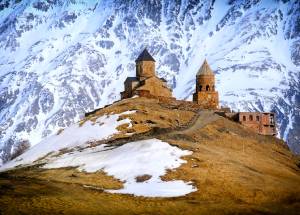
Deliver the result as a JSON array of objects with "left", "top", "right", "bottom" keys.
[
  {"left": 212, "top": 85, "right": 215, "bottom": 91},
  {"left": 206, "top": 85, "right": 210, "bottom": 91},
  {"left": 243, "top": 116, "right": 246, "bottom": 121},
  {"left": 249, "top": 115, "right": 253, "bottom": 121},
  {"left": 256, "top": 116, "right": 260, "bottom": 121},
  {"left": 199, "top": 85, "right": 202, "bottom": 91}
]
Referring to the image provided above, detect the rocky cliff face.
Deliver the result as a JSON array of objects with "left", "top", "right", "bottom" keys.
[{"left": 0, "top": 0, "right": 299, "bottom": 164}]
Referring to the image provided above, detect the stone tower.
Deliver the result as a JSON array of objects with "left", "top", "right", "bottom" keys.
[
  {"left": 135, "top": 49, "right": 155, "bottom": 80},
  {"left": 193, "top": 59, "right": 219, "bottom": 109},
  {"left": 120, "top": 49, "right": 172, "bottom": 99}
]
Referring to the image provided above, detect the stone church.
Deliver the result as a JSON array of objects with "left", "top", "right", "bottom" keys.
[
  {"left": 120, "top": 49, "right": 172, "bottom": 99},
  {"left": 119, "top": 50, "right": 276, "bottom": 137},
  {"left": 193, "top": 59, "right": 219, "bottom": 109}
]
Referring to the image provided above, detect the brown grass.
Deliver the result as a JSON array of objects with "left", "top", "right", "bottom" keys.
[
  {"left": 160, "top": 117, "right": 300, "bottom": 207},
  {"left": 81, "top": 97, "right": 195, "bottom": 136},
  {"left": 29, "top": 168, "right": 123, "bottom": 189},
  {"left": 135, "top": 174, "right": 152, "bottom": 182},
  {"left": 1, "top": 97, "right": 300, "bottom": 215}
]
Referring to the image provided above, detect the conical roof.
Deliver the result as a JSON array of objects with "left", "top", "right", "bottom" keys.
[
  {"left": 135, "top": 48, "right": 156, "bottom": 62},
  {"left": 197, "top": 59, "right": 214, "bottom": 76}
]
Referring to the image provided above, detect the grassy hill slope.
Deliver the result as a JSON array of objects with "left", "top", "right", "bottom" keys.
[{"left": 1, "top": 97, "right": 300, "bottom": 215}]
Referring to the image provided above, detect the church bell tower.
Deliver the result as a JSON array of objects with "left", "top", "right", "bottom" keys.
[{"left": 193, "top": 59, "right": 219, "bottom": 109}]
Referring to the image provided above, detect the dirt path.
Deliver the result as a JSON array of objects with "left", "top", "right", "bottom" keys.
[
  {"left": 102, "top": 110, "right": 221, "bottom": 148},
  {"left": 97, "top": 110, "right": 222, "bottom": 149},
  {"left": 154, "top": 110, "right": 221, "bottom": 143},
  {"left": 178, "top": 110, "right": 220, "bottom": 134}
]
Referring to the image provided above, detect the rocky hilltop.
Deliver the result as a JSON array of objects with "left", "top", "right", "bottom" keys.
[
  {"left": 0, "top": 97, "right": 299, "bottom": 214},
  {"left": 0, "top": 0, "right": 300, "bottom": 165}
]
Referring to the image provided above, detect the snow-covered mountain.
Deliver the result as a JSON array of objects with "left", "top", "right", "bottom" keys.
[{"left": 0, "top": 0, "right": 299, "bottom": 165}]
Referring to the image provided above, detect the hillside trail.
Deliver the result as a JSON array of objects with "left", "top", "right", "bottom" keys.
[
  {"left": 180, "top": 110, "right": 220, "bottom": 134},
  {"left": 166, "top": 110, "right": 221, "bottom": 136},
  {"left": 93, "top": 109, "right": 222, "bottom": 148}
]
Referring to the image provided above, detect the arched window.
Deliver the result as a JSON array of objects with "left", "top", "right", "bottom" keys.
[
  {"left": 206, "top": 85, "right": 210, "bottom": 91},
  {"left": 243, "top": 116, "right": 246, "bottom": 121},
  {"left": 199, "top": 85, "right": 202, "bottom": 91},
  {"left": 249, "top": 115, "right": 253, "bottom": 121},
  {"left": 256, "top": 116, "right": 260, "bottom": 121}
]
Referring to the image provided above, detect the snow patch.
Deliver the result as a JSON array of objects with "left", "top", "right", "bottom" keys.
[
  {"left": 0, "top": 110, "right": 136, "bottom": 171},
  {"left": 43, "top": 138, "right": 196, "bottom": 197}
]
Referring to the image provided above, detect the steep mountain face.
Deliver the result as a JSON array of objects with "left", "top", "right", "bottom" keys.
[{"left": 0, "top": 0, "right": 299, "bottom": 164}]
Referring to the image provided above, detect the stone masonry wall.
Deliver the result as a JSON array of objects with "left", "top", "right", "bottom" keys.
[
  {"left": 136, "top": 61, "right": 155, "bottom": 79},
  {"left": 193, "top": 91, "right": 219, "bottom": 109}
]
